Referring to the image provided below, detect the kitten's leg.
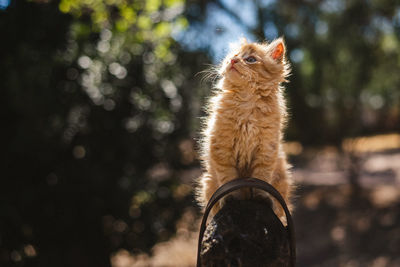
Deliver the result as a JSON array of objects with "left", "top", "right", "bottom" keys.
[
  {"left": 208, "top": 162, "right": 239, "bottom": 215},
  {"left": 208, "top": 139, "right": 238, "bottom": 214},
  {"left": 249, "top": 144, "right": 278, "bottom": 204},
  {"left": 252, "top": 153, "right": 293, "bottom": 222},
  {"left": 197, "top": 162, "right": 238, "bottom": 215},
  {"left": 271, "top": 157, "right": 293, "bottom": 223},
  {"left": 251, "top": 143, "right": 278, "bottom": 182},
  {"left": 197, "top": 172, "right": 221, "bottom": 215}
]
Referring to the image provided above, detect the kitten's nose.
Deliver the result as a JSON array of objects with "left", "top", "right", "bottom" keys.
[{"left": 231, "top": 58, "right": 238, "bottom": 65}]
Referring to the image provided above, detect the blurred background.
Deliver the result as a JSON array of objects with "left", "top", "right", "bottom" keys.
[{"left": 1, "top": 0, "right": 399, "bottom": 266}]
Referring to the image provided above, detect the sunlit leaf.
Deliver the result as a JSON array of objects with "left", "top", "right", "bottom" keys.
[
  {"left": 145, "top": 0, "right": 161, "bottom": 12},
  {"left": 138, "top": 15, "right": 152, "bottom": 30},
  {"left": 165, "top": 0, "right": 184, "bottom": 7},
  {"left": 154, "top": 22, "right": 171, "bottom": 38}
]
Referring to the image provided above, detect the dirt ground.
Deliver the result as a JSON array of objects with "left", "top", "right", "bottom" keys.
[
  {"left": 295, "top": 184, "right": 400, "bottom": 267},
  {"left": 293, "top": 148, "right": 400, "bottom": 267}
]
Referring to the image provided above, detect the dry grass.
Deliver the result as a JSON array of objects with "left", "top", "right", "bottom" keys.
[
  {"left": 111, "top": 209, "right": 199, "bottom": 267},
  {"left": 342, "top": 133, "right": 400, "bottom": 153}
]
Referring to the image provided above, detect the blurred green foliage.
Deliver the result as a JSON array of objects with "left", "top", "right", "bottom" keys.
[
  {"left": 0, "top": 0, "right": 205, "bottom": 266},
  {"left": 280, "top": 0, "right": 400, "bottom": 144},
  {"left": 58, "top": 0, "right": 187, "bottom": 60}
]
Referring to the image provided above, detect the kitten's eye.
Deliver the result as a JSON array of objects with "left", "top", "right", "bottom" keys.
[{"left": 245, "top": 56, "right": 257, "bottom": 63}]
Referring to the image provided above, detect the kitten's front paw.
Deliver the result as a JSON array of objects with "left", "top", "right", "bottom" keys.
[
  {"left": 253, "top": 189, "right": 273, "bottom": 207},
  {"left": 217, "top": 190, "right": 245, "bottom": 212},
  {"left": 218, "top": 194, "right": 233, "bottom": 211},
  {"left": 253, "top": 190, "right": 288, "bottom": 224},
  {"left": 229, "top": 189, "right": 248, "bottom": 200}
]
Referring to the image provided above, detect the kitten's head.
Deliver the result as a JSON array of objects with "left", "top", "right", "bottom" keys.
[{"left": 219, "top": 38, "right": 290, "bottom": 91}]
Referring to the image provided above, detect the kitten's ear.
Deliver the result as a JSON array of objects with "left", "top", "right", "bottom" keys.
[
  {"left": 268, "top": 38, "right": 286, "bottom": 62},
  {"left": 240, "top": 37, "right": 248, "bottom": 45}
]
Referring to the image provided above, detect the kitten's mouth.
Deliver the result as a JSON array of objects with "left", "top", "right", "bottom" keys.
[{"left": 229, "top": 66, "right": 239, "bottom": 73}]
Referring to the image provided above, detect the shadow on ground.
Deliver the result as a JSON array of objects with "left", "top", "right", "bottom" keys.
[{"left": 295, "top": 184, "right": 400, "bottom": 267}]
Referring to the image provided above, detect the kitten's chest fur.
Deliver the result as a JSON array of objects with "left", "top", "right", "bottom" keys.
[{"left": 214, "top": 91, "right": 281, "bottom": 176}]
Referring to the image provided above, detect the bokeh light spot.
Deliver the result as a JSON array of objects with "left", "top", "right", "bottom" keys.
[
  {"left": 73, "top": 145, "right": 86, "bottom": 159},
  {"left": 330, "top": 226, "right": 346, "bottom": 242},
  {"left": 78, "top": 56, "right": 92, "bottom": 69},
  {"left": 24, "top": 244, "right": 37, "bottom": 257}
]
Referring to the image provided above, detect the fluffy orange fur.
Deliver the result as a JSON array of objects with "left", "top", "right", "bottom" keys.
[{"left": 196, "top": 38, "right": 293, "bottom": 218}]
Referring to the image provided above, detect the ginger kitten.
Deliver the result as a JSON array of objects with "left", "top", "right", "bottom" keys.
[{"left": 196, "top": 38, "right": 293, "bottom": 219}]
